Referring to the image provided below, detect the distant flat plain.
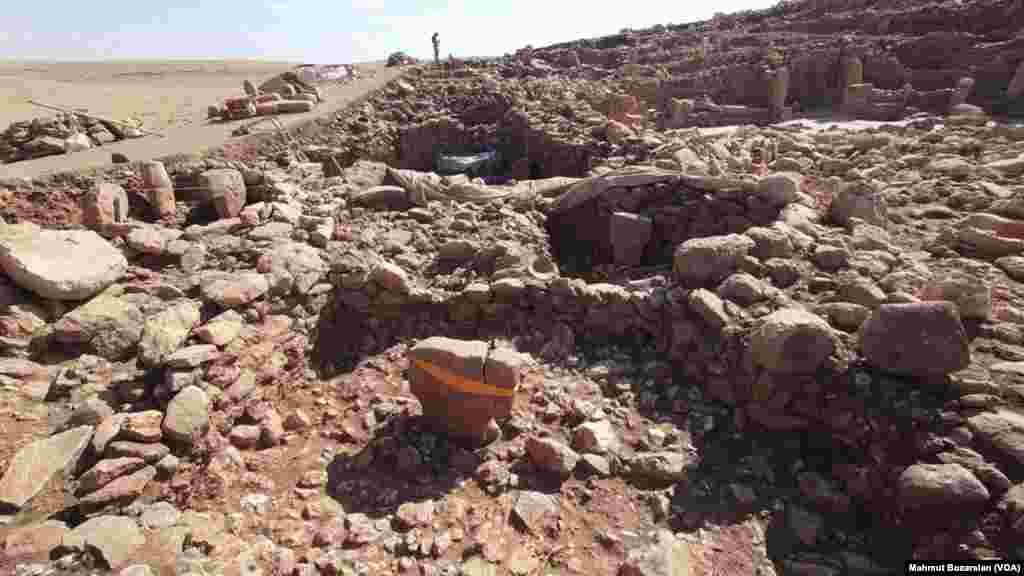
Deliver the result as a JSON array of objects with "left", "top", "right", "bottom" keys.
[{"left": 0, "top": 59, "right": 398, "bottom": 178}]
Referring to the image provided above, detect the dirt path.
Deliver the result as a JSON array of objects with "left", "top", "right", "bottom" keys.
[{"left": 0, "top": 63, "right": 403, "bottom": 180}]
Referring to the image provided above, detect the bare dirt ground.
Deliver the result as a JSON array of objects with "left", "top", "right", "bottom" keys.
[{"left": 0, "top": 60, "right": 399, "bottom": 180}]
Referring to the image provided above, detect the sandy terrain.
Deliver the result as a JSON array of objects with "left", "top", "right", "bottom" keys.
[
  {"left": 0, "top": 59, "right": 400, "bottom": 179},
  {"left": 0, "top": 60, "right": 300, "bottom": 129}
]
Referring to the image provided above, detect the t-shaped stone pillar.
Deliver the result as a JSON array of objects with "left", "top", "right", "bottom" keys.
[{"left": 408, "top": 337, "right": 523, "bottom": 444}]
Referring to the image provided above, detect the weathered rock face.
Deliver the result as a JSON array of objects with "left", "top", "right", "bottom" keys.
[
  {"left": 0, "top": 224, "right": 127, "bottom": 300},
  {"left": 407, "top": 337, "right": 522, "bottom": 442}
]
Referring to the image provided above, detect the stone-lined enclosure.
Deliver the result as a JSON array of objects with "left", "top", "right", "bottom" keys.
[{"left": 310, "top": 162, "right": 998, "bottom": 543}]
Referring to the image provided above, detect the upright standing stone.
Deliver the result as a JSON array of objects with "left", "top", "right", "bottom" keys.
[
  {"left": 950, "top": 77, "right": 976, "bottom": 108},
  {"left": 769, "top": 67, "right": 790, "bottom": 111},
  {"left": 140, "top": 161, "right": 176, "bottom": 220},
  {"left": 609, "top": 212, "right": 652, "bottom": 265},
  {"left": 82, "top": 182, "right": 129, "bottom": 230},
  {"left": 408, "top": 338, "right": 521, "bottom": 442},
  {"left": 1008, "top": 61, "right": 1024, "bottom": 99},
  {"left": 197, "top": 169, "right": 246, "bottom": 219},
  {"left": 842, "top": 55, "right": 864, "bottom": 89}
]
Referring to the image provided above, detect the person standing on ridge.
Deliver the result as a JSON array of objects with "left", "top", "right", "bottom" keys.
[{"left": 432, "top": 32, "right": 440, "bottom": 66}]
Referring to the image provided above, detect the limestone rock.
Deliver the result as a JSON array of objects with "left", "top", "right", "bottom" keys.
[
  {"left": 751, "top": 309, "right": 836, "bottom": 374},
  {"left": 137, "top": 300, "right": 201, "bottom": 367},
  {"left": 673, "top": 234, "right": 755, "bottom": 287},
  {"left": 0, "top": 425, "right": 93, "bottom": 511},
  {"left": 78, "top": 465, "right": 157, "bottom": 509},
  {"left": 756, "top": 172, "right": 801, "bottom": 207},
  {"left": 630, "top": 452, "right": 694, "bottom": 485},
  {"left": 257, "top": 241, "right": 327, "bottom": 295},
  {"left": 0, "top": 223, "right": 127, "bottom": 300},
  {"left": 619, "top": 529, "right": 691, "bottom": 576},
  {"left": 525, "top": 436, "right": 580, "bottom": 478},
  {"left": 572, "top": 420, "right": 618, "bottom": 454},
  {"left": 52, "top": 294, "right": 145, "bottom": 360},
  {"left": 2, "top": 520, "right": 70, "bottom": 561},
  {"left": 62, "top": 515, "right": 145, "bottom": 570},
  {"left": 162, "top": 385, "right": 211, "bottom": 446},
  {"left": 198, "top": 169, "right": 247, "bottom": 219},
  {"left": 370, "top": 261, "right": 413, "bottom": 295},
  {"left": 898, "top": 463, "right": 989, "bottom": 512},
  {"left": 859, "top": 302, "right": 970, "bottom": 377},
  {"left": 609, "top": 212, "right": 652, "bottom": 265},
  {"left": 76, "top": 457, "right": 147, "bottom": 496},
  {"left": 200, "top": 272, "right": 269, "bottom": 307},
  {"left": 139, "top": 160, "right": 176, "bottom": 219},
  {"left": 513, "top": 491, "right": 559, "bottom": 535},
  {"left": 195, "top": 309, "right": 245, "bottom": 346},
  {"left": 830, "top": 180, "right": 887, "bottom": 228},
  {"left": 82, "top": 182, "right": 130, "bottom": 229},
  {"left": 968, "top": 410, "right": 1024, "bottom": 468},
  {"left": 408, "top": 337, "right": 519, "bottom": 441}
]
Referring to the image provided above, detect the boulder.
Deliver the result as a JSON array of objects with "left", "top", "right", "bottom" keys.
[
  {"left": 673, "top": 234, "right": 755, "bottom": 287},
  {"left": 0, "top": 223, "right": 127, "bottom": 300},
  {"left": 859, "top": 302, "right": 970, "bottom": 377},
  {"left": 898, "top": 463, "right": 989, "bottom": 513},
  {"left": 751, "top": 309, "right": 837, "bottom": 374}
]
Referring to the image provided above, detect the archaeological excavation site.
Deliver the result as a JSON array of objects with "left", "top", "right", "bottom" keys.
[{"left": 3, "top": 0, "right": 1024, "bottom": 574}]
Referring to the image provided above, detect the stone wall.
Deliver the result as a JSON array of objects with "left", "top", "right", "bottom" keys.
[
  {"left": 397, "top": 118, "right": 497, "bottom": 173},
  {"left": 545, "top": 178, "right": 782, "bottom": 275},
  {"left": 394, "top": 110, "right": 595, "bottom": 179}
]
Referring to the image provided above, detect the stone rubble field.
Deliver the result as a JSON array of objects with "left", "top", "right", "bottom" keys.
[{"left": 2, "top": 2, "right": 1024, "bottom": 576}]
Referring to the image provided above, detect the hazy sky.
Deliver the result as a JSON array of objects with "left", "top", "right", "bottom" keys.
[{"left": 2, "top": 0, "right": 778, "bottom": 63}]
